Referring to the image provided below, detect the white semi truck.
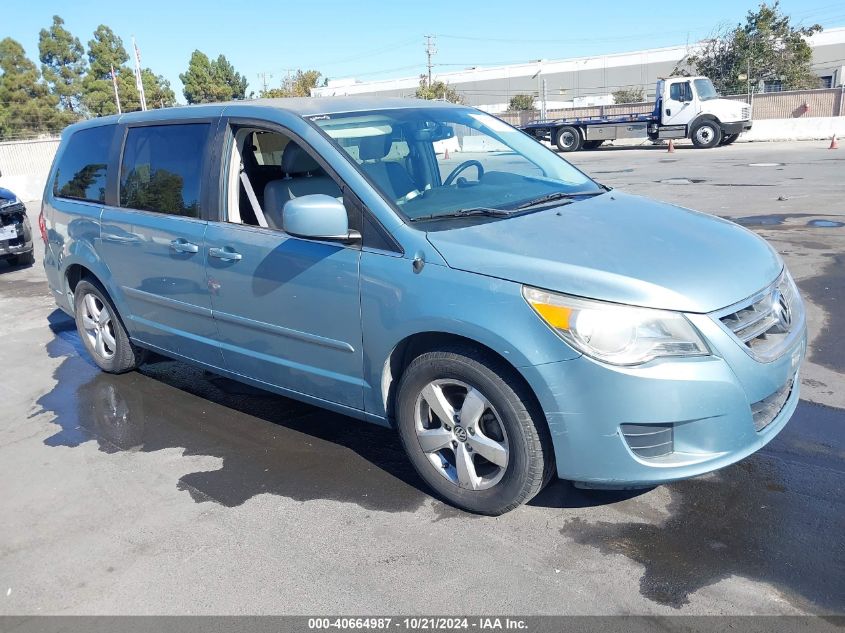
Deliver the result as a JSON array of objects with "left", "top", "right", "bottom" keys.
[{"left": 521, "top": 76, "right": 752, "bottom": 151}]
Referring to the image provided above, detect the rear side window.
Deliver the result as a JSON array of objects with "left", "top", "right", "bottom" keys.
[
  {"left": 119, "top": 123, "right": 209, "bottom": 218},
  {"left": 53, "top": 125, "right": 114, "bottom": 203}
]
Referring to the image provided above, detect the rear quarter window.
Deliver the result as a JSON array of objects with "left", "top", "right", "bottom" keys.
[
  {"left": 119, "top": 123, "right": 210, "bottom": 218},
  {"left": 53, "top": 125, "right": 115, "bottom": 203}
]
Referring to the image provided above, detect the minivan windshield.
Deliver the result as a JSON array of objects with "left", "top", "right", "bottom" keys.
[{"left": 312, "top": 107, "right": 603, "bottom": 222}]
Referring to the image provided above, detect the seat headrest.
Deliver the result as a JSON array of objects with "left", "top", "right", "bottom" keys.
[
  {"left": 358, "top": 134, "right": 392, "bottom": 161},
  {"left": 282, "top": 142, "right": 320, "bottom": 174}
]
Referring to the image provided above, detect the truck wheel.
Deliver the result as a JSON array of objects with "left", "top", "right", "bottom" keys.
[
  {"left": 720, "top": 133, "right": 739, "bottom": 146},
  {"left": 395, "top": 346, "right": 554, "bottom": 515},
  {"left": 73, "top": 278, "right": 145, "bottom": 373},
  {"left": 555, "top": 126, "right": 582, "bottom": 152},
  {"left": 583, "top": 140, "right": 604, "bottom": 150},
  {"left": 691, "top": 121, "right": 722, "bottom": 148}
]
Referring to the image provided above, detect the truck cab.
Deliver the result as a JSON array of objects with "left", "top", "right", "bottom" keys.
[{"left": 652, "top": 76, "right": 752, "bottom": 148}]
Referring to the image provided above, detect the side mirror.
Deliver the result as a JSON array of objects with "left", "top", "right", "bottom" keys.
[{"left": 282, "top": 194, "right": 360, "bottom": 244}]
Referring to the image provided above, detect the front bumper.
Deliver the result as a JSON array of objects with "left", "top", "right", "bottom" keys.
[
  {"left": 722, "top": 120, "right": 753, "bottom": 135},
  {"left": 523, "top": 298, "right": 806, "bottom": 486}
]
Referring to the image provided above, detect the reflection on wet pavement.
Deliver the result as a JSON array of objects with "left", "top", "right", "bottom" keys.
[
  {"left": 35, "top": 313, "right": 458, "bottom": 516},
  {"left": 561, "top": 402, "right": 845, "bottom": 611},
  {"left": 34, "top": 312, "right": 845, "bottom": 612}
]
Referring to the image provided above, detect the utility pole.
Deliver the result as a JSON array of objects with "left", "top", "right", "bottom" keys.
[
  {"left": 110, "top": 65, "right": 122, "bottom": 114},
  {"left": 424, "top": 35, "right": 437, "bottom": 87},
  {"left": 541, "top": 78, "right": 548, "bottom": 121},
  {"left": 258, "top": 72, "right": 273, "bottom": 94}
]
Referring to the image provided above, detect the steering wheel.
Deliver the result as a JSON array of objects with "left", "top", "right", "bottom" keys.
[{"left": 443, "top": 160, "right": 484, "bottom": 186}]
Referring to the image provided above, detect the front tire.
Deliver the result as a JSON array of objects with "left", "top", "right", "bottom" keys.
[
  {"left": 554, "top": 126, "right": 583, "bottom": 152},
  {"left": 720, "top": 133, "right": 739, "bottom": 146},
  {"left": 73, "top": 279, "right": 145, "bottom": 373},
  {"left": 395, "top": 346, "right": 554, "bottom": 515},
  {"left": 691, "top": 120, "right": 722, "bottom": 148}
]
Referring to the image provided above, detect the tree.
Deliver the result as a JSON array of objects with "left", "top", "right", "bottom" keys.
[
  {"left": 38, "top": 15, "right": 86, "bottom": 114},
  {"left": 180, "top": 50, "right": 247, "bottom": 103},
  {"left": 0, "top": 38, "right": 66, "bottom": 139},
  {"left": 82, "top": 25, "right": 129, "bottom": 116},
  {"left": 612, "top": 86, "right": 645, "bottom": 104},
  {"left": 508, "top": 94, "right": 535, "bottom": 111},
  {"left": 260, "top": 69, "right": 322, "bottom": 98},
  {"left": 212, "top": 54, "right": 247, "bottom": 100},
  {"left": 415, "top": 75, "right": 463, "bottom": 103},
  {"left": 675, "top": 2, "right": 822, "bottom": 94}
]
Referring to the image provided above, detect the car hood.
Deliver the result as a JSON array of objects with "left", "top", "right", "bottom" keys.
[
  {"left": 0, "top": 186, "right": 17, "bottom": 202},
  {"left": 424, "top": 191, "right": 782, "bottom": 313}
]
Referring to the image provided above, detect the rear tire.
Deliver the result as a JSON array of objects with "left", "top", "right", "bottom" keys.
[
  {"left": 395, "top": 345, "right": 554, "bottom": 515},
  {"left": 15, "top": 250, "right": 35, "bottom": 266},
  {"left": 720, "top": 133, "right": 739, "bottom": 146},
  {"left": 555, "top": 126, "right": 583, "bottom": 152},
  {"left": 690, "top": 120, "right": 722, "bottom": 148},
  {"left": 73, "top": 278, "right": 145, "bottom": 373},
  {"left": 582, "top": 140, "right": 604, "bottom": 150}
]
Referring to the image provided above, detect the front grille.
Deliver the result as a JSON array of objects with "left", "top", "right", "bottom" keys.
[
  {"left": 621, "top": 423, "right": 674, "bottom": 459},
  {"left": 718, "top": 272, "right": 800, "bottom": 362},
  {"left": 751, "top": 375, "right": 795, "bottom": 431}
]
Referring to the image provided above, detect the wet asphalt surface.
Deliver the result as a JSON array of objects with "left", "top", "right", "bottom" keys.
[{"left": 0, "top": 141, "right": 843, "bottom": 615}]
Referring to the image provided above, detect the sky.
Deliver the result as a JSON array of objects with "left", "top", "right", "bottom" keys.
[{"left": 6, "top": 0, "right": 845, "bottom": 102}]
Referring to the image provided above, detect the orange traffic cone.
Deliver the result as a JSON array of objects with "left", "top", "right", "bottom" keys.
[
  {"left": 829, "top": 134, "right": 839, "bottom": 149},
  {"left": 667, "top": 139, "right": 675, "bottom": 153}
]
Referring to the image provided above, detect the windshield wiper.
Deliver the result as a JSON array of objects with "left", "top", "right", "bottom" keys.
[
  {"left": 511, "top": 191, "right": 605, "bottom": 210},
  {"left": 410, "top": 207, "right": 512, "bottom": 222},
  {"left": 511, "top": 190, "right": 605, "bottom": 210}
]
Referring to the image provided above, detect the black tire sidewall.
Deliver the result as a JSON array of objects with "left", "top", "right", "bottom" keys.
[
  {"left": 691, "top": 121, "right": 722, "bottom": 148},
  {"left": 395, "top": 352, "right": 542, "bottom": 514},
  {"left": 73, "top": 279, "right": 139, "bottom": 373},
  {"left": 555, "top": 126, "right": 582, "bottom": 152}
]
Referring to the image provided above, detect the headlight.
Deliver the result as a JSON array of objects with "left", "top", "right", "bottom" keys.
[
  {"left": 0, "top": 196, "right": 19, "bottom": 208},
  {"left": 522, "top": 286, "right": 709, "bottom": 365}
]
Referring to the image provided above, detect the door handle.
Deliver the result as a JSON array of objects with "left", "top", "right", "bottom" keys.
[
  {"left": 170, "top": 238, "right": 199, "bottom": 253},
  {"left": 208, "top": 246, "right": 242, "bottom": 262}
]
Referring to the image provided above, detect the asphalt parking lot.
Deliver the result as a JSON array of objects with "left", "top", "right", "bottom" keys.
[{"left": 1, "top": 140, "right": 843, "bottom": 616}]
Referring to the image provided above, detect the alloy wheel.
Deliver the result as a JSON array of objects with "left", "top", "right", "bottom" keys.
[
  {"left": 414, "top": 379, "right": 510, "bottom": 491},
  {"left": 80, "top": 292, "right": 117, "bottom": 361}
]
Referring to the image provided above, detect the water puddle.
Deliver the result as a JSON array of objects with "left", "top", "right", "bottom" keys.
[
  {"left": 34, "top": 313, "right": 458, "bottom": 516},
  {"left": 560, "top": 401, "right": 845, "bottom": 610},
  {"left": 657, "top": 178, "right": 706, "bottom": 185},
  {"left": 798, "top": 253, "right": 845, "bottom": 373},
  {"left": 728, "top": 213, "right": 844, "bottom": 228},
  {"left": 807, "top": 219, "right": 844, "bottom": 228}
]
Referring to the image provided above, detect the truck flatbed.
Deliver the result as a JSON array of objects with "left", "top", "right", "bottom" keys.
[{"left": 522, "top": 111, "right": 656, "bottom": 130}]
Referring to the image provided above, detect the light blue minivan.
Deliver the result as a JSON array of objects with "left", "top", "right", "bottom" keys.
[{"left": 41, "top": 98, "right": 806, "bottom": 514}]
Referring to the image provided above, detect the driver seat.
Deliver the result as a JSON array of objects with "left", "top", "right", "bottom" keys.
[{"left": 357, "top": 135, "right": 417, "bottom": 200}]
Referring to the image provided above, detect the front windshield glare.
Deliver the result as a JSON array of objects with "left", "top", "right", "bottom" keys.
[
  {"left": 694, "top": 78, "right": 719, "bottom": 101},
  {"left": 312, "top": 107, "right": 602, "bottom": 221}
]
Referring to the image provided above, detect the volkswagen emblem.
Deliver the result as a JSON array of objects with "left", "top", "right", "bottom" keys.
[
  {"left": 453, "top": 426, "right": 468, "bottom": 442},
  {"left": 772, "top": 289, "right": 792, "bottom": 332}
]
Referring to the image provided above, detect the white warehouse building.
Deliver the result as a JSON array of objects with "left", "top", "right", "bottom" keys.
[{"left": 312, "top": 27, "right": 845, "bottom": 112}]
